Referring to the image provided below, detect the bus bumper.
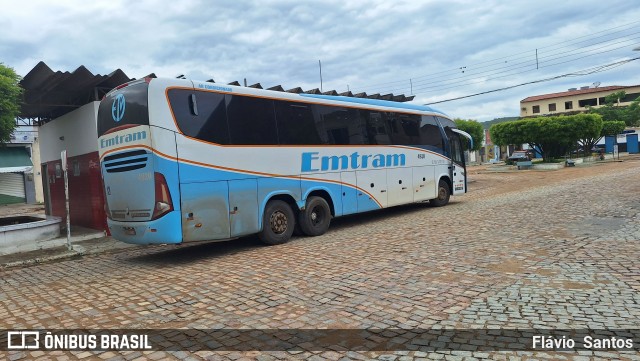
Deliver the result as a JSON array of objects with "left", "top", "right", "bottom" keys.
[{"left": 107, "top": 211, "right": 183, "bottom": 245}]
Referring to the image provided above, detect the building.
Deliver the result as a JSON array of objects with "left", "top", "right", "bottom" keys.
[
  {"left": 18, "top": 62, "right": 133, "bottom": 230},
  {"left": 0, "top": 125, "right": 42, "bottom": 205},
  {"left": 520, "top": 84, "right": 640, "bottom": 117}
]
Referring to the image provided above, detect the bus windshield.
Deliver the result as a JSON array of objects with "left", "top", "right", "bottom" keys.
[{"left": 97, "top": 81, "right": 150, "bottom": 137}]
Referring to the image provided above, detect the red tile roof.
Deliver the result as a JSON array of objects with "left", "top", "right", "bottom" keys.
[{"left": 520, "top": 85, "right": 639, "bottom": 103}]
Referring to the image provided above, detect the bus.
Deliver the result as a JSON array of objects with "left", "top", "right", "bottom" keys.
[{"left": 97, "top": 77, "right": 472, "bottom": 245}]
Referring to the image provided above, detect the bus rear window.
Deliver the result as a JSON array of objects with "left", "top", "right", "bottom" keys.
[{"left": 98, "top": 82, "right": 149, "bottom": 137}]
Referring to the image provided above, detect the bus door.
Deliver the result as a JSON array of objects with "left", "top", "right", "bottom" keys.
[
  {"left": 449, "top": 128, "right": 473, "bottom": 195},
  {"left": 449, "top": 133, "right": 466, "bottom": 195}
]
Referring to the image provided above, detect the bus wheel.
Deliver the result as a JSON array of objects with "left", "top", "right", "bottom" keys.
[
  {"left": 430, "top": 179, "right": 450, "bottom": 207},
  {"left": 259, "top": 200, "right": 295, "bottom": 245},
  {"left": 299, "top": 196, "right": 332, "bottom": 236}
]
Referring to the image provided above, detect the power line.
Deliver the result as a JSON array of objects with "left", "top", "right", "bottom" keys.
[
  {"left": 354, "top": 20, "right": 640, "bottom": 94},
  {"left": 362, "top": 36, "right": 640, "bottom": 96},
  {"left": 410, "top": 36, "right": 640, "bottom": 94},
  {"left": 415, "top": 32, "right": 640, "bottom": 88},
  {"left": 424, "top": 57, "right": 640, "bottom": 105},
  {"left": 412, "top": 27, "right": 640, "bottom": 86},
  {"left": 358, "top": 19, "right": 640, "bottom": 91}
]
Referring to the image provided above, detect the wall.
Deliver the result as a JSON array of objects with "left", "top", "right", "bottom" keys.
[
  {"left": 39, "top": 102, "right": 100, "bottom": 163},
  {"left": 43, "top": 152, "right": 106, "bottom": 231},
  {"left": 39, "top": 102, "right": 107, "bottom": 231}
]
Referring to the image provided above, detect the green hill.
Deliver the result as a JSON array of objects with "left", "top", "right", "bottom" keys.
[{"left": 480, "top": 116, "right": 519, "bottom": 129}]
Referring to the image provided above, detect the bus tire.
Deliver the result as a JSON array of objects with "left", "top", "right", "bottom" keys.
[
  {"left": 298, "top": 196, "right": 332, "bottom": 236},
  {"left": 430, "top": 179, "right": 450, "bottom": 207},
  {"left": 258, "top": 200, "right": 295, "bottom": 245}
]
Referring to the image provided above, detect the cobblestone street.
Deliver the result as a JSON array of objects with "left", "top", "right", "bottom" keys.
[{"left": 1, "top": 160, "right": 639, "bottom": 360}]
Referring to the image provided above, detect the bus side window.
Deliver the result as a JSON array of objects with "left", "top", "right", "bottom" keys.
[
  {"left": 168, "top": 89, "right": 230, "bottom": 144},
  {"left": 275, "top": 101, "right": 323, "bottom": 145},
  {"left": 420, "top": 115, "right": 445, "bottom": 154},
  {"left": 366, "top": 112, "right": 392, "bottom": 145},
  {"left": 315, "top": 106, "right": 365, "bottom": 145},
  {"left": 388, "top": 113, "right": 420, "bottom": 145},
  {"left": 226, "top": 95, "right": 278, "bottom": 145}
]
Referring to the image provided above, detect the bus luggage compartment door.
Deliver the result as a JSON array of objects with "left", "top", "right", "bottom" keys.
[
  {"left": 229, "top": 179, "right": 259, "bottom": 237},
  {"left": 387, "top": 167, "right": 413, "bottom": 207},
  {"left": 356, "top": 169, "right": 388, "bottom": 211},
  {"left": 413, "top": 166, "right": 436, "bottom": 201},
  {"left": 181, "top": 181, "right": 230, "bottom": 242}
]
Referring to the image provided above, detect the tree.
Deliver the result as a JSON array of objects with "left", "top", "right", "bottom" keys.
[
  {"left": 454, "top": 118, "right": 484, "bottom": 151},
  {"left": 0, "top": 63, "right": 22, "bottom": 144},
  {"left": 601, "top": 120, "right": 626, "bottom": 136},
  {"left": 534, "top": 116, "right": 574, "bottom": 161},
  {"left": 567, "top": 113, "right": 602, "bottom": 157},
  {"left": 587, "top": 90, "right": 640, "bottom": 127},
  {"left": 490, "top": 114, "right": 604, "bottom": 162},
  {"left": 490, "top": 118, "right": 536, "bottom": 155},
  {"left": 578, "top": 119, "right": 624, "bottom": 157},
  {"left": 489, "top": 119, "right": 529, "bottom": 148}
]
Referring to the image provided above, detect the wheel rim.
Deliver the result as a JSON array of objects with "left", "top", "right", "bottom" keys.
[
  {"left": 438, "top": 187, "right": 447, "bottom": 201},
  {"left": 310, "top": 206, "right": 323, "bottom": 226},
  {"left": 270, "top": 211, "right": 288, "bottom": 234}
]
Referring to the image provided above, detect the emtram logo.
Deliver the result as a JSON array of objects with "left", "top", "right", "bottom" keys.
[
  {"left": 112, "top": 94, "right": 126, "bottom": 122},
  {"left": 301, "top": 151, "right": 406, "bottom": 172},
  {"left": 7, "top": 331, "right": 40, "bottom": 349}
]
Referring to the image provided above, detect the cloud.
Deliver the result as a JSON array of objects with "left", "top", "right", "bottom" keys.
[{"left": 2, "top": 0, "right": 640, "bottom": 121}]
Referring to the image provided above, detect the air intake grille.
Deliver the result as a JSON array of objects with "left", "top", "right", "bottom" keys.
[{"left": 103, "top": 150, "right": 149, "bottom": 173}]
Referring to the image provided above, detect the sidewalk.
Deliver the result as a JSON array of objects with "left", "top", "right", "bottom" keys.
[
  {"left": 0, "top": 203, "right": 137, "bottom": 268},
  {"left": 0, "top": 231, "right": 137, "bottom": 268}
]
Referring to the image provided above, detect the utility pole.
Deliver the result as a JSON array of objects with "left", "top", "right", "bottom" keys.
[{"left": 319, "top": 60, "right": 323, "bottom": 92}]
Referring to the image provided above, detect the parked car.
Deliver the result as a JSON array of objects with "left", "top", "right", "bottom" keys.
[
  {"left": 507, "top": 150, "right": 532, "bottom": 162},
  {"left": 572, "top": 146, "right": 603, "bottom": 154}
]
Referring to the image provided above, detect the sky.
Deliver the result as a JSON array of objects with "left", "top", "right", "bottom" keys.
[{"left": 2, "top": 0, "right": 640, "bottom": 122}]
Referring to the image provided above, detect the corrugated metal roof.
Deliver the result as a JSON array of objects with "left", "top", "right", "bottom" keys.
[
  {"left": 19, "top": 61, "right": 415, "bottom": 123},
  {"left": 19, "top": 62, "right": 132, "bottom": 122}
]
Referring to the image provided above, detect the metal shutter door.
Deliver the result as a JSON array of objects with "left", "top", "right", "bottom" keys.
[{"left": 0, "top": 172, "right": 25, "bottom": 198}]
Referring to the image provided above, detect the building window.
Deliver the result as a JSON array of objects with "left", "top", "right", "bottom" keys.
[
  {"left": 532, "top": 105, "right": 540, "bottom": 114},
  {"left": 578, "top": 98, "right": 597, "bottom": 107},
  {"left": 622, "top": 92, "right": 640, "bottom": 103},
  {"left": 565, "top": 101, "right": 573, "bottom": 110},
  {"left": 548, "top": 103, "right": 556, "bottom": 112}
]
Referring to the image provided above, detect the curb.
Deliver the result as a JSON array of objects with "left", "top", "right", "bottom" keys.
[{"left": 1, "top": 245, "right": 87, "bottom": 269}]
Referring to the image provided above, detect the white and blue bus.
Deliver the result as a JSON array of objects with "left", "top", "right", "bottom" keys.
[{"left": 97, "top": 77, "right": 472, "bottom": 245}]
